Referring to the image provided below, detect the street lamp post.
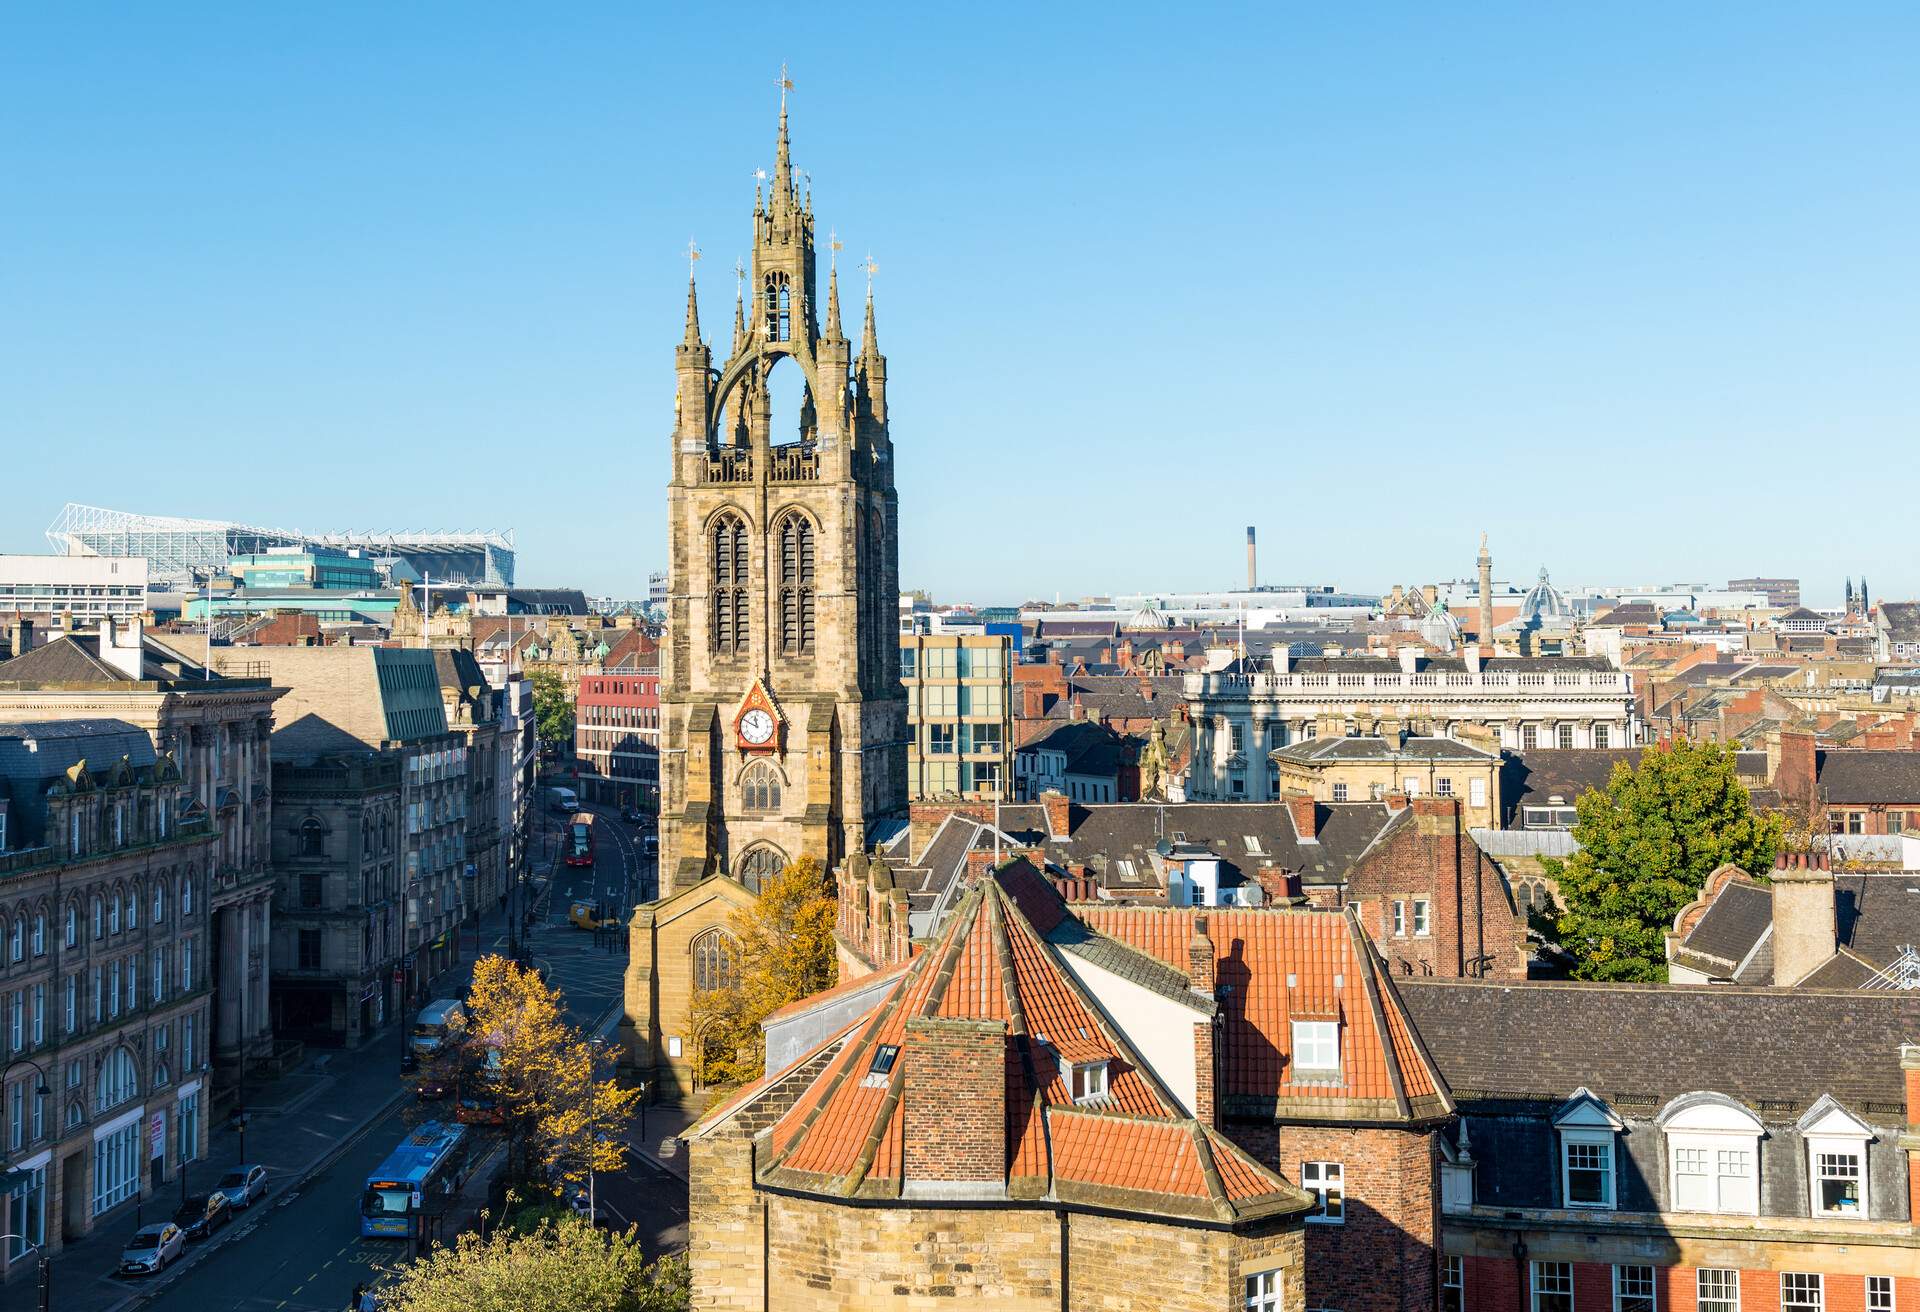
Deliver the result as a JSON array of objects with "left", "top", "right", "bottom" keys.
[{"left": 0, "top": 1236, "right": 48, "bottom": 1312}]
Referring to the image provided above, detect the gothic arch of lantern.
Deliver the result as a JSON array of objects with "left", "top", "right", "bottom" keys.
[{"left": 707, "top": 337, "right": 826, "bottom": 449}]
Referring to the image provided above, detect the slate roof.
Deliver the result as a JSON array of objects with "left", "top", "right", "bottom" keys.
[
  {"left": 755, "top": 868, "right": 1308, "bottom": 1223},
  {"left": 1670, "top": 880, "right": 1773, "bottom": 974},
  {"left": 1881, "top": 602, "right": 1920, "bottom": 641},
  {"left": 1398, "top": 978, "right": 1920, "bottom": 1112},
  {"left": 1023, "top": 720, "right": 1130, "bottom": 778},
  {"left": 1023, "top": 800, "right": 1396, "bottom": 890},
  {"left": 1076, "top": 904, "right": 1451, "bottom": 1124},
  {"left": 1671, "top": 872, "right": 1920, "bottom": 986},
  {"left": 1501, "top": 750, "right": 1642, "bottom": 818},
  {"left": 1271, "top": 735, "right": 1498, "bottom": 765},
  {"left": 0, "top": 631, "right": 221, "bottom": 685},
  {"left": 1815, "top": 750, "right": 1920, "bottom": 805},
  {"left": 0, "top": 719, "right": 160, "bottom": 845}
]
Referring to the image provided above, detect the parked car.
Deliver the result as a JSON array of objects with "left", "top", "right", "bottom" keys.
[
  {"left": 216, "top": 1164, "right": 269, "bottom": 1210},
  {"left": 569, "top": 900, "right": 613, "bottom": 931},
  {"left": 121, "top": 1222, "right": 184, "bottom": 1274},
  {"left": 173, "top": 1191, "right": 232, "bottom": 1240}
]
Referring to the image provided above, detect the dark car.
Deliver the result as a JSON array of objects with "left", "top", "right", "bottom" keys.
[
  {"left": 174, "top": 1191, "right": 232, "bottom": 1240},
  {"left": 619, "top": 805, "right": 643, "bottom": 824}
]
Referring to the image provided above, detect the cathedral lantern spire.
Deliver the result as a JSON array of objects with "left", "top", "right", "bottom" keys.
[
  {"left": 682, "top": 241, "right": 703, "bottom": 347},
  {"left": 732, "top": 258, "right": 748, "bottom": 353},
  {"left": 823, "top": 229, "right": 845, "bottom": 342},
  {"left": 773, "top": 65, "right": 794, "bottom": 213}
]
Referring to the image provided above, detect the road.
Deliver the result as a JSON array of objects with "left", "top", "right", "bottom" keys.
[{"left": 109, "top": 807, "right": 677, "bottom": 1312}]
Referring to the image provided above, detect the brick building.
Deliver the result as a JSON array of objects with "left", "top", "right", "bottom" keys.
[{"left": 574, "top": 662, "right": 661, "bottom": 812}]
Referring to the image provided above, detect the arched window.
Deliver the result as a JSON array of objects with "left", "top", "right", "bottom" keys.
[
  {"left": 710, "top": 513, "right": 750, "bottom": 655},
  {"left": 64, "top": 903, "right": 77, "bottom": 949},
  {"left": 153, "top": 880, "right": 166, "bottom": 926},
  {"left": 777, "top": 512, "right": 816, "bottom": 655},
  {"left": 182, "top": 869, "right": 194, "bottom": 916},
  {"left": 691, "top": 927, "right": 739, "bottom": 993},
  {"left": 31, "top": 910, "right": 45, "bottom": 957},
  {"left": 764, "top": 274, "right": 791, "bottom": 342},
  {"left": 91, "top": 896, "right": 104, "bottom": 941},
  {"left": 125, "top": 885, "right": 138, "bottom": 932},
  {"left": 108, "top": 890, "right": 121, "bottom": 936},
  {"left": 300, "top": 819, "right": 326, "bottom": 858},
  {"left": 96, "top": 1045, "right": 138, "bottom": 1112},
  {"left": 740, "top": 762, "right": 782, "bottom": 814},
  {"left": 735, "top": 845, "right": 786, "bottom": 895}
]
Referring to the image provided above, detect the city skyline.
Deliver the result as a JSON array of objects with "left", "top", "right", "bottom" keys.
[{"left": 6, "top": 4, "right": 1915, "bottom": 603}]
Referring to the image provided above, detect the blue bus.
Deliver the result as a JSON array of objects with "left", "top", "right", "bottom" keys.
[{"left": 360, "top": 1121, "right": 470, "bottom": 1237}]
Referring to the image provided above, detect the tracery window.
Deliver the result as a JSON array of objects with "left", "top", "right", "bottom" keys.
[
  {"left": 735, "top": 846, "right": 786, "bottom": 895},
  {"left": 691, "top": 928, "right": 739, "bottom": 993},
  {"left": 764, "top": 275, "right": 792, "bottom": 342},
  {"left": 710, "top": 513, "right": 750, "bottom": 655},
  {"left": 777, "top": 512, "right": 815, "bottom": 655},
  {"left": 741, "top": 761, "right": 782, "bottom": 813}
]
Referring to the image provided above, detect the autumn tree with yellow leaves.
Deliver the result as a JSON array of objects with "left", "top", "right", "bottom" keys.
[
  {"left": 686, "top": 855, "right": 837, "bottom": 1088},
  {"left": 458, "top": 955, "right": 640, "bottom": 1185}
]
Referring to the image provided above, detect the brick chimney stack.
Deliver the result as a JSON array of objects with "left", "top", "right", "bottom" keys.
[
  {"left": 1771, "top": 850, "right": 1836, "bottom": 987},
  {"left": 1189, "top": 913, "right": 1219, "bottom": 1127},
  {"left": 903, "top": 1017, "right": 1006, "bottom": 1184},
  {"left": 1285, "top": 791, "right": 1319, "bottom": 840},
  {"left": 5, "top": 618, "right": 31, "bottom": 661},
  {"left": 1040, "top": 789, "right": 1071, "bottom": 840}
]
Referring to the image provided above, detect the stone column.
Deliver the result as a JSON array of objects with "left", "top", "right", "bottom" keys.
[{"left": 251, "top": 897, "right": 271, "bottom": 1052}]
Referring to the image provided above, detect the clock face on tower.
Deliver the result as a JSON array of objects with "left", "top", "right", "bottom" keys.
[{"left": 740, "top": 709, "right": 775, "bottom": 746}]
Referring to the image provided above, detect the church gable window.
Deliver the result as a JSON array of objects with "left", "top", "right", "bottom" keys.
[
  {"left": 691, "top": 927, "right": 739, "bottom": 993},
  {"left": 741, "top": 761, "right": 782, "bottom": 813},
  {"left": 735, "top": 845, "right": 786, "bottom": 895},
  {"left": 710, "top": 513, "right": 750, "bottom": 655},
  {"left": 777, "top": 512, "right": 816, "bottom": 655}
]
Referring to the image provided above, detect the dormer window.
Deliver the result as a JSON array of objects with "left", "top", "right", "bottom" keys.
[
  {"left": 1065, "top": 1059, "right": 1108, "bottom": 1104},
  {"left": 1291, "top": 1020, "right": 1340, "bottom": 1076},
  {"left": 1657, "top": 1092, "right": 1763, "bottom": 1216},
  {"left": 1798, "top": 1096, "right": 1873, "bottom": 1218},
  {"left": 1552, "top": 1087, "right": 1623, "bottom": 1210}
]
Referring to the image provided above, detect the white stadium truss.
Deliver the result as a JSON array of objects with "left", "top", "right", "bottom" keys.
[{"left": 46, "top": 503, "right": 516, "bottom": 589}]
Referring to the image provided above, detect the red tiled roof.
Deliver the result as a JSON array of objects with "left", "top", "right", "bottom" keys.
[
  {"left": 759, "top": 869, "right": 1309, "bottom": 1224},
  {"left": 1076, "top": 905, "right": 1446, "bottom": 1119}
]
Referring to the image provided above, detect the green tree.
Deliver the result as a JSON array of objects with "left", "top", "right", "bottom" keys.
[
  {"left": 1548, "top": 742, "right": 1784, "bottom": 981},
  {"left": 687, "top": 856, "right": 838, "bottom": 1087},
  {"left": 380, "top": 1215, "right": 687, "bottom": 1312},
  {"left": 529, "top": 668, "right": 575, "bottom": 749}
]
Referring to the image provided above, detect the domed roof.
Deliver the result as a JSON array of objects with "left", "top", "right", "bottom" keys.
[
  {"left": 1520, "top": 566, "right": 1569, "bottom": 621},
  {"left": 1419, "top": 602, "right": 1461, "bottom": 651},
  {"left": 1127, "top": 601, "right": 1173, "bottom": 630}
]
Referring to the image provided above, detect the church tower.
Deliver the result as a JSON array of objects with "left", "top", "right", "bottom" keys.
[{"left": 658, "top": 85, "right": 907, "bottom": 896}]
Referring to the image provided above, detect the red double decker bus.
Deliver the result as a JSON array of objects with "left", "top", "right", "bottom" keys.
[{"left": 564, "top": 813, "right": 596, "bottom": 867}]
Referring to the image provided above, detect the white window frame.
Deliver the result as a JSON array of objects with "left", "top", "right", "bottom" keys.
[
  {"left": 1533, "top": 1261, "right": 1574, "bottom": 1312},
  {"left": 1301, "top": 1160, "right": 1343, "bottom": 1223},
  {"left": 1698, "top": 1270, "right": 1740, "bottom": 1312},
  {"left": 1412, "top": 898, "right": 1431, "bottom": 937},
  {"left": 1658, "top": 1093, "right": 1762, "bottom": 1216},
  {"left": 1469, "top": 777, "right": 1487, "bottom": 807},
  {"left": 1561, "top": 1129, "right": 1616, "bottom": 1208},
  {"left": 1391, "top": 900, "right": 1406, "bottom": 936},
  {"left": 1291, "top": 1020, "right": 1340, "bottom": 1076},
  {"left": 1798, "top": 1096, "right": 1872, "bottom": 1219},
  {"left": 1442, "top": 1256, "right": 1464, "bottom": 1312},
  {"left": 1869, "top": 1278, "right": 1894, "bottom": 1312},
  {"left": 1245, "top": 1270, "right": 1283, "bottom": 1312},
  {"left": 1781, "top": 1274, "right": 1823, "bottom": 1312},
  {"left": 1614, "top": 1264, "right": 1656, "bottom": 1312}
]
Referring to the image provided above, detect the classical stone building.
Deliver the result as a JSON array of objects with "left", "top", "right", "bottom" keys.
[
  {"left": 656, "top": 93, "right": 907, "bottom": 896},
  {"left": 0, "top": 721, "right": 215, "bottom": 1268},
  {"left": 0, "top": 619, "right": 279, "bottom": 1084}
]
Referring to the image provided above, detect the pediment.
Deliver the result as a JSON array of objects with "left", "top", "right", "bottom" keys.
[{"left": 1552, "top": 1086, "right": 1625, "bottom": 1130}]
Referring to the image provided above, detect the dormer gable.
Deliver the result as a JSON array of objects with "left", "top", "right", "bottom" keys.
[
  {"left": 1552, "top": 1087, "right": 1625, "bottom": 1130},
  {"left": 1655, "top": 1091, "right": 1766, "bottom": 1135},
  {"left": 1796, "top": 1094, "right": 1874, "bottom": 1139}
]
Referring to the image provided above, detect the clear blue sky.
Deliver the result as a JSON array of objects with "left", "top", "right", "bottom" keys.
[{"left": 5, "top": 4, "right": 1915, "bottom": 607}]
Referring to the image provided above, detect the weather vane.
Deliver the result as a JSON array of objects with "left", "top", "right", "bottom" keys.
[
  {"left": 685, "top": 238, "right": 701, "bottom": 276},
  {"left": 734, "top": 257, "right": 745, "bottom": 296},
  {"left": 752, "top": 167, "right": 769, "bottom": 185},
  {"left": 828, "top": 228, "right": 842, "bottom": 271},
  {"left": 864, "top": 252, "right": 878, "bottom": 294},
  {"left": 778, "top": 63, "right": 793, "bottom": 108}
]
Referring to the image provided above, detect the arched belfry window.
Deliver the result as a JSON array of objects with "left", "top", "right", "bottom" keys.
[
  {"left": 691, "top": 927, "right": 739, "bottom": 993},
  {"left": 710, "top": 513, "right": 750, "bottom": 655},
  {"left": 777, "top": 512, "right": 816, "bottom": 655},
  {"left": 741, "top": 761, "right": 782, "bottom": 813},
  {"left": 735, "top": 845, "right": 786, "bottom": 895},
  {"left": 764, "top": 274, "right": 792, "bottom": 342}
]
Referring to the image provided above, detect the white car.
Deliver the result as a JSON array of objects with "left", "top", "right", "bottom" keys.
[
  {"left": 121, "top": 1222, "right": 184, "bottom": 1275},
  {"left": 216, "top": 1164, "right": 268, "bottom": 1209}
]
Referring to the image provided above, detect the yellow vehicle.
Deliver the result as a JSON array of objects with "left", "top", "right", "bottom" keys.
[{"left": 569, "top": 900, "right": 615, "bottom": 931}]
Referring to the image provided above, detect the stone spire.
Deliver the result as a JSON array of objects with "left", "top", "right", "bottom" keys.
[
  {"left": 732, "top": 283, "right": 747, "bottom": 353},
  {"left": 773, "top": 72, "right": 794, "bottom": 214},
  {"left": 825, "top": 264, "right": 843, "bottom": 341},
  {"left": 682, "top": 274, "right": 702, "bottom": 347},
  {"left": 860, "top": 284, "right": 880, "bottom": 366}
]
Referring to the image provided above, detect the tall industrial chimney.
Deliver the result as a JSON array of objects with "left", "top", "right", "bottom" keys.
[{"left": 1246, "top": 527, "right": 1257, "bottom": 591}]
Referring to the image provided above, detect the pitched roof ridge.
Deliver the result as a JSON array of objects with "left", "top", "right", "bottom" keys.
[
  {"left": 987, "top": 887, "right": 1029, "bottom": 1038},
  {"left": 995, "top": 886, "right": 1186, "bottom": 1117},
  {"left": 687, "top": 1020, "right": 864, "bottom": 1138},
  {"left": 1184, "top": 1119, "right": 1236, "bottom": 1221},
  {"left": 1050, "top": 917, "right": 1202, "bottom": 996},
  {"left": 1346, "top": 908, "right": 1412, "bottom": 1119},
  {"left": 1365, "top": 934, "right": 1457, "bottom": 1115}
]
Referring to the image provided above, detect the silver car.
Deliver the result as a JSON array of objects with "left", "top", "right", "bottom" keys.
[
  {"left": 121, "top": 1222, "right": 184, "bottom": 1275},
  {"left": 216, "top": 1163, "right": 268, "bottom": 1209}
]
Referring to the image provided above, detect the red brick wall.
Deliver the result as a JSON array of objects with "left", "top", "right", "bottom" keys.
[
  {"left": 1457, "top": 1259, "right": 1920, "bottom": 1312},
  {"left": 1345, "top": 800, "right": 1524, "bottom": 979},
  {"left": 902, "top": 1017, "right": 1005, "bottom": 1182},
  {"left": 1234, "top": 1123, "right": 1437, "bottom": 1312}
]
